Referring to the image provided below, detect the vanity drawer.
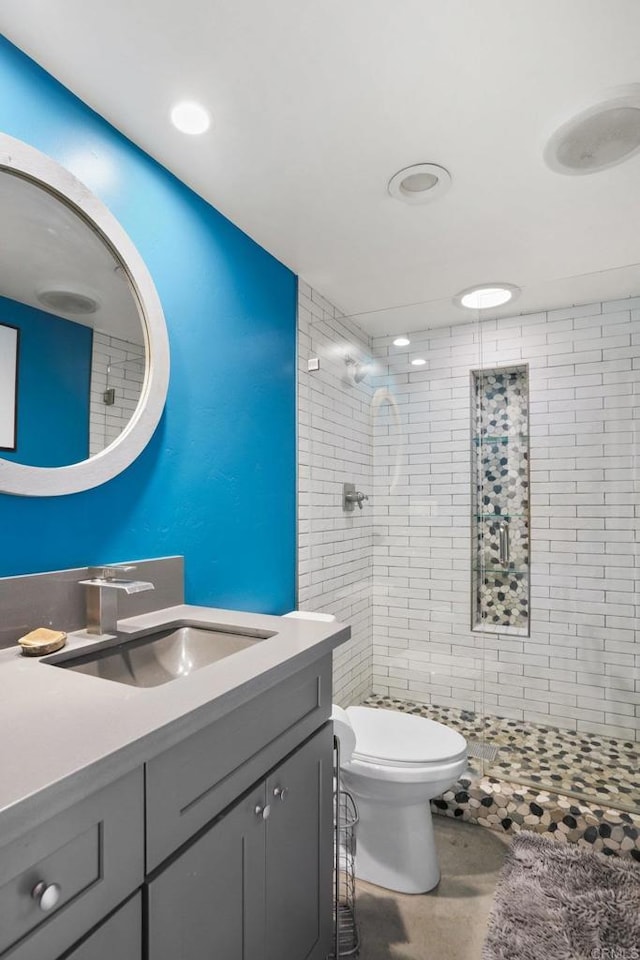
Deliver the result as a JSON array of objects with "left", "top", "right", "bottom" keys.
[
  {"left": 64, "top": 894, "right": 141, "bottom": 960},
  {"left": 0, "top": 768, "right": 144, "bottom": 960},
  {"left": 145, "top": 655, "right": 332, "bottom": 869}
]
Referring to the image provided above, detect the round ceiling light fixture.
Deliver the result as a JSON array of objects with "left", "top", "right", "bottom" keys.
[
  {"left": 37, "top": 287, "right": 100, "bottom": 315},
  {"left": 545, "top": 92, "right": 640, "bottom": 174},
  {"left": 454, "top": 283, "right": 520, "bottom": 311},
  {"left": 170, "top": 101, "right": 211, "bottom": 135},
  {"left": 387, "top": 163, "right": 452, "bottom": 204},
  {"left": 410, "top": 357, "right": 427, "bottom": 366},
  {"left": 393, "top": 336, "right": 411, "bottom": 346}
]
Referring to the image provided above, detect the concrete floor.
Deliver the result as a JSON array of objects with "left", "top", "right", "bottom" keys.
[{"left": 356, "top": 818, "right": 510, "bottom": 960}]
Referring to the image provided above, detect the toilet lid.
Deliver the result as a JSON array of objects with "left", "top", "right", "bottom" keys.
[{"left": 346, "top": 706, "right": 467, "bottom": 765}]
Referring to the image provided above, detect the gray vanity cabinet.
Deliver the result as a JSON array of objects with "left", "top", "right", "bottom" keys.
[
  {"left": 2, "top": 653, "right": 336, "bottom": 960},
  {"left": 147, "top": 723, "right": 333, "bottom": 960}
]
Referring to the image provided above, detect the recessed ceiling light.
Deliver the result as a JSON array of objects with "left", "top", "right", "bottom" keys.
[
  {"left": 411, "top": 357, "right": 427, "bottom": 366},
  {"left": 387, "top": 163, "right": 452, "bottom": 204},
  {"left": 393, "top": 336, "right": 410, "bottom": 346},
  {"left": 454, "top": 284, "right": 520, "bottom": 311},
  {"left": 170, "top": 101, "right": 211, "bottom": 135},
  {"left": 545, "top": 93, "right": 640, "bottom": 174}
]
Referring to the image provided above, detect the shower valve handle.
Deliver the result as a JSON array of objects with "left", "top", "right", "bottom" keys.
[{"left": 343, "top": 483, "right": 369, "bottom": 511}]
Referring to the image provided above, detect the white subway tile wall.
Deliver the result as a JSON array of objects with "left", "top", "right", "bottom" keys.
[
  {"left": 297, "top": 281, "right": 374, "bottom": 706},
  {"left": 89, "top": 332, "right": 145, "bottom": 456},
  {"left": 372, "top": 299, "right": 640, "bottom": 742}
]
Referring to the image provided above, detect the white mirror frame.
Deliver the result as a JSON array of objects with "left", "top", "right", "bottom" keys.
[{"left": 0, "top": 135, "right": 170, "bottom": 497}]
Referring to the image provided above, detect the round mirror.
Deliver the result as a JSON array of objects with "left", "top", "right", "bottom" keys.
[{"left": 0, "top": 135, "right": 169, "bottom": 496}]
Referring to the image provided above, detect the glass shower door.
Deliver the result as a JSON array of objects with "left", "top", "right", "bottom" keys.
[{"left": 475, "top": 275, "right": 640, "bottom": 827}]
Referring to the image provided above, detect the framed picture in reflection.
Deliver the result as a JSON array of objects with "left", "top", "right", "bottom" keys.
[{"left": 0, "top": 323, "right": 19, "bottom": 451}]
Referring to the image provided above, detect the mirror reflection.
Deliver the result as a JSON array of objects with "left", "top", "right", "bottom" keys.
[{"left": 0, "top": 170, "right": 145, "bottom": 468}]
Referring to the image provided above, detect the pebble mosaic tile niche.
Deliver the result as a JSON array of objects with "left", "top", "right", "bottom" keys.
[{"left": 471, "top": 365, "right": 530, "bottom": 635}]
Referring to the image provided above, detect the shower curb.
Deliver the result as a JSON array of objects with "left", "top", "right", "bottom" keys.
[
  {"left": 363, "top": 695, "right": 640, "bottom": 861},
  {"left": 432, "top": 769, "right": 640, "bottom": 862}
]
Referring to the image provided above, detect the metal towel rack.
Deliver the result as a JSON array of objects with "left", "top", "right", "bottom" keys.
[{"left": 330, "top": 736, "right": 360, "bottom": 959}]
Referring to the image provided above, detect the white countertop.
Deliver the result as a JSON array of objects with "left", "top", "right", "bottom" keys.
[{"left": 0, "top": 605, "right": 349, "bottom": 845}]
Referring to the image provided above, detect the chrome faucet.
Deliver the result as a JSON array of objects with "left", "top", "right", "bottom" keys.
[{"left": 79, "top": 565, "right": 155, "bottom": 635}]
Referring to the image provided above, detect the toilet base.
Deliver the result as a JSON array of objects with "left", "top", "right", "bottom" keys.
[{"left": 354, "top": 795, "right": 440, "bottom": 894}]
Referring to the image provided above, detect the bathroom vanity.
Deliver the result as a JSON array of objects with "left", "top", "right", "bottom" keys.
[
  {"left": 0, "top": 598, "right": 349, "bottom": 960},
  {"left": 0, "top": 133, "right": 337, "bottom": 959}
]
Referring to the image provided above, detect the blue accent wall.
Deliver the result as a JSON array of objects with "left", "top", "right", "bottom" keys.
[
  {"left": 0, "top": 37, "right": 296, "bottom": 614},
  {"left": 0, "top": 296, "right": 92, "bottom": 467}
]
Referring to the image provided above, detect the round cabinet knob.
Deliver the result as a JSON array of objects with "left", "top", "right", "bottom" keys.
[
  {"left": 273, "top": 786, "right": 288, "bottom": 803},
  {"left": 255, "top": 803, "right": 271, "bottom": 821},
  {"left": 32, "top": 881, "right": 61, "bottom": 912}
]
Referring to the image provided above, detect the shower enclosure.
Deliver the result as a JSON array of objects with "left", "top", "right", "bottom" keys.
[{"left": 298, "top": 275, "right": 640, "bottom": 835}]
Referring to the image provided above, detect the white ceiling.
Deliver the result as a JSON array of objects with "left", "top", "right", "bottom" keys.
[{"left": 2, "top": 0, "right": 640, "bottom": 336}]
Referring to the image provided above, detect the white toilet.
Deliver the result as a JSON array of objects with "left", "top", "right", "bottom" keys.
[{"left": 339, "top": 706, "right": 467, "bottom": 894}]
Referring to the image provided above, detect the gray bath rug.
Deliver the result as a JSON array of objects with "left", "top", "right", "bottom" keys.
[{"left": 483, "top": 831, "right": 640, "bottom": 960}]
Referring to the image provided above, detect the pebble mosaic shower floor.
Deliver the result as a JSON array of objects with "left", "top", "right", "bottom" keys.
[{"left": 363, "top": 695, "right": 640, "bottom": 861}]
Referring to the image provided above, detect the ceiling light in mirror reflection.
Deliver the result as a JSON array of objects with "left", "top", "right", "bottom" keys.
[{"left": 37, "top": 287, "right": 100, "bottom": 315}]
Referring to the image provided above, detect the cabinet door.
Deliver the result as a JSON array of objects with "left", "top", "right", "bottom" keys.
[
  {"left": 265, "top": 724, "right": 333, "bottom": 960},
  {"left": 62, "top": 895, "right": 141, "bottom": 960},
  {"left": 147, "top": 785, "right": 266, "bottom": 960}
]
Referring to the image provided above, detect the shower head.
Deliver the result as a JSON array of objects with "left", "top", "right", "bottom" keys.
[{"left": 345, "top": 356, "right": 368, "bottom": 384}]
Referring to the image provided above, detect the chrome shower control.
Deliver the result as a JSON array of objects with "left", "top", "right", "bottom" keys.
[
  {"left": 32, "top": 881, "right": 61, "bottom": 911},
  {"left": 343, "top": 483, "right": 369, "bottom": 512}
]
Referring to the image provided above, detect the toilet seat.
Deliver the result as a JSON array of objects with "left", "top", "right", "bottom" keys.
[
  {"left": 344, "top": 753, "right": 467, "bottom": 786},
  {"left": 346, "top": 706, "right": 467, "bottom": 767}
]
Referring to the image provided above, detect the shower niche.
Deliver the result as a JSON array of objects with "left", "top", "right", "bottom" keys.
[{"left": 471, "top": 364, "right": 530, "bottom": 635}]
